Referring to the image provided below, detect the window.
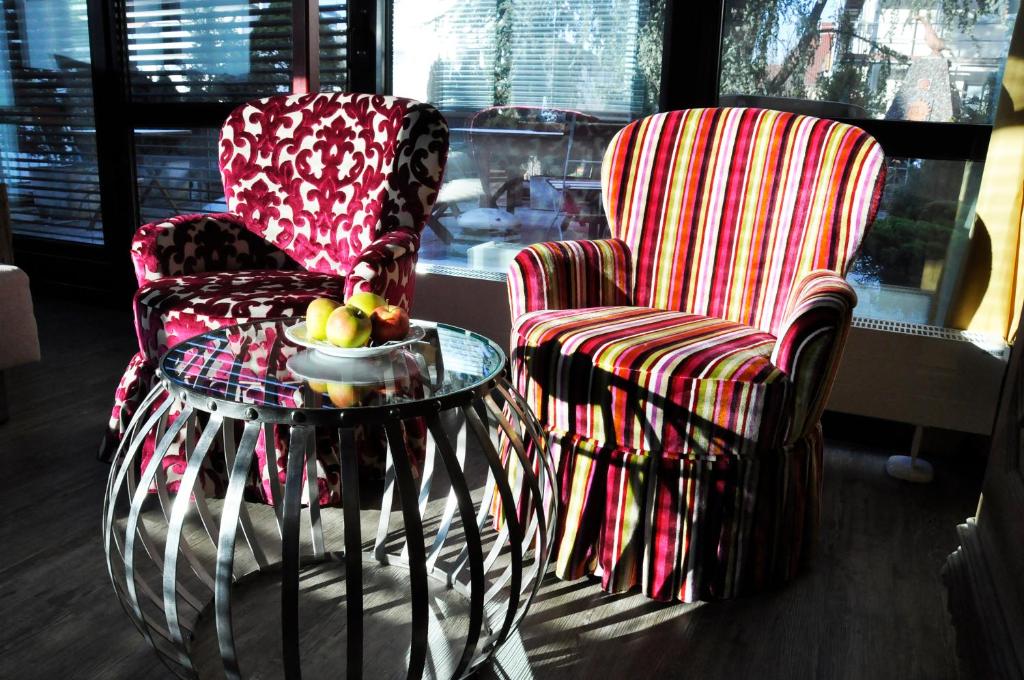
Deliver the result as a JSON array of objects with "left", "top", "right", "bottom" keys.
[
  {"left": 718, "top": 0, "right": 1016, "bottom": 325},
  {"left": 720, "top": 0, "right": 1014, "bottom": 123},
  {"left": 127, "top": 1, "right": 349, "bottom": 224},
  {"left": 0, "top": 0, "right": 103, "bottom": 244},
  {"left": 392, "top": 0, "right": 666, "bottom": 275},
  {"left": 125, "top": 0, "right": 294, "bottom": 103},
  {"left": 850, "top": 157, "right": 982, "bottom": 325}
]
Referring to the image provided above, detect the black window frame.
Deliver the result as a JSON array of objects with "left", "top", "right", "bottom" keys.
[{"left": 8, "top": 0, "right": 999, "bottom": 296}]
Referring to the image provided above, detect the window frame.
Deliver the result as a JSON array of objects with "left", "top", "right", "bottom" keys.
[
  {"left": 9, "top": 0, "right": 1001, "bottom": 293},
  {"left": 11, "top": 0, "right": 380, "bottom": 294}
]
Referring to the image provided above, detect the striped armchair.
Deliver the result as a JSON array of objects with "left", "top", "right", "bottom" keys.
[{"left": 508, "top": 108, "right": 885, "bottom": 602}]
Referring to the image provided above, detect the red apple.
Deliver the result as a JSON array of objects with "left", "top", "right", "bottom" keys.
[
  {"left": 371, "top": 304, "right": 410, "bottom": 343},
  {"left": 325, "top": 305, "right": 371, "bottom": 348}
]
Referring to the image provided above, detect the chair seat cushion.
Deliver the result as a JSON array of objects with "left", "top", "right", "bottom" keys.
[
  {"left": 135, "top": 269, "right": 344, "bottom": 359},
  {"left": 513, "top": 306, "right": 790, "bottom": 457}
]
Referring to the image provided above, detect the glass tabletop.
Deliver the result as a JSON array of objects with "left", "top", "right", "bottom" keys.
[{"left": 159, "top": 318, "right": 506, "bottom": 414}]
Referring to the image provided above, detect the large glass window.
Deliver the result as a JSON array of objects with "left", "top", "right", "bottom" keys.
[
  {"left": 720, "top": 0, "right": 1016, "bottom": 123},
  {"left": 0, "top": 0, "right": 103, "bottom": 244},
  {"left": 126, "top": 0, "right": 294, "bottom": 102},
  {"left": 392, "top": 0, "right": 665, "bottom": 274},
  {"left": 128, "top": 1, "right": 349, "bottom": 223},
  {"left": 718, "top": 0, "right": 1017, "bottom": 325}
]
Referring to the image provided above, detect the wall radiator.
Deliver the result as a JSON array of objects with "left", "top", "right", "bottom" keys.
[{"left": 828, "top": 318, "right": 1009, "bottom": 435}]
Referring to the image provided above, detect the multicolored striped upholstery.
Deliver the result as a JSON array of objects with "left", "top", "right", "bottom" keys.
[
  {"left": 508, "top": 107, "right": 884, "bottom": 602},
  {"left": 602, "top": 107, "right": 884, "bottom": 335}
]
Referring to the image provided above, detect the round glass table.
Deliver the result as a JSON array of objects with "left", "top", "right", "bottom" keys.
[{"left": 102, "top": 319, "right": 556, "bottom": 679}]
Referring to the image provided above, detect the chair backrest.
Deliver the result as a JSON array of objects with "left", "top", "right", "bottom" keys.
[
  {"left": 601, "top": 107, "right": 885, "bottom": 335},
  {"left": 220, "top": 93, "right": 448, "bottom": 275}
]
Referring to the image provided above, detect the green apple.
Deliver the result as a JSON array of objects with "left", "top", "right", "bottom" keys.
[
  {"left": 346, "top": 291, "right": 388, "bottom": 318},
  {"left": 305, "top": 297, "right": 341, "bottom": 341},
  {"left": 326, "top": 382, "right": 364, "bottom": 407},
  {"left": 325, "top": 305, "right": 372, "bottom": 348},
  {"left": 306, "top": 380, "right": 329, "bottom": 393}
]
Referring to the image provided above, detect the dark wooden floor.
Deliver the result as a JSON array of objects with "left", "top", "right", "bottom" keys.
[{"left": 0, "top": 295, "right": 983, "bottom": 679}]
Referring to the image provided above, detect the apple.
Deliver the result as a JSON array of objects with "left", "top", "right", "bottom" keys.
[
  {"left": 325, "top": 305, "right": 371, "bottom": 348},
  {"left": 346, "top": 291, "right": 388, "bottom": 318},
  {"left": 371, "top": 304, "right": 410, "bottom": 343},
  {"left": 326, "top": 382, "right": 364, "bottom": 408},
  {"left": 306, "top": 380, "right": 329, "bottom": 393},
  {"left": 305, "top": 297, "right": 341, "bottom": 341}
]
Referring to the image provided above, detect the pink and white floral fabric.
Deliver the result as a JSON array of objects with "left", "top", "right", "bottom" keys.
[
  {"left": 220, "top": 93, "right": 448, "bottom": 278},
  {"left": 101, "top": 93, "right": 449, "bottom": 475}
]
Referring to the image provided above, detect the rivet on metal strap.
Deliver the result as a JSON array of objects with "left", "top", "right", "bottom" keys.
[
  {"left": 208, "top": 401, "right": 218, "bottom": 412},
  {"left": 292, "top": 412, "right": 306, "bottom": 424},
  {"left": 244, "top": 407, "right": 258, "bottom": 420}
]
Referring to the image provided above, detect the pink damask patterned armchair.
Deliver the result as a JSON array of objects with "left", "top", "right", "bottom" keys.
[
  {"left": 508, "top": 108, "right": 885, "bottom": 602},
  {"left": 101, "top": 93, "right": 449, "bottom": 464}
]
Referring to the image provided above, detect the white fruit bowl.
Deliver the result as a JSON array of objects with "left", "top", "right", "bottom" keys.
[{"left": 285, "top": 320, "right": 427, "bottom": 359}]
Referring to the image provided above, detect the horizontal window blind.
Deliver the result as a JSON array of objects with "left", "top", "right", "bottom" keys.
[
  {"left": 393, "top": 0, "right": 655, "bottom": 118},
  {"left": 134, "top": 128, "right": 227, "bottom": 225},
  {"left": 508, "top": 0, "right": 645, "bottom": 118},
  {"left": 320, "top": 0, "right": 348, "bottom": 91},
  {"left": 392, "top": 0, "right": 496, "bottom": 110},
  {"left": 0, "top": 0, "right": 104, "bottom": 244},
  {"left": 129, "top": 3, "right": 349, "bottom": 227},
  {"left": 126, "top": 0, "right": 294, "bottom": 102}
]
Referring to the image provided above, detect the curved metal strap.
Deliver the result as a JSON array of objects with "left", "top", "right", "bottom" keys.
[
  {"left": 281, "top": 425, "right": 311, "bottom": 680},
  {"left": 123, "top": 404, "right": 194, "bottom": 667},
  {"left": 425, "top": 414, "right": 485, "bottom": 679},
  {"left": 339, "top": 427, "right": 363, "bottom": 679},
  {"left": 462, "top": 403, "right": 525, "bottom": 645},
  {"left": 163, "top": 414, "right": 223, "bottom": 645},
  {"left": 215, "top": 420, "right": 261, "bottom": 680},
  {"left": 384, "top": 421, "right": 428, "bottom": 680}
]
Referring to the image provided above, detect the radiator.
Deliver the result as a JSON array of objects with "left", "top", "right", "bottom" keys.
[{"left": 828, "top": 317, "right": 1009, "bottom": 435}]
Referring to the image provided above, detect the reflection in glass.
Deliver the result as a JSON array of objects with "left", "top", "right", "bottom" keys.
[
  {"left": 162, "top": 320, "right": 505, "bottom": 412},
  {"left": 848, "top": 157, "right": 983, "bottom": 324},
  {"left": 0, "top": 0, "right": 103, "bottom": 243},
  {"left": 719, "top": 0, "right": 1016, "bottom": 124},
  {"left": 134, "top": 128, "right": 227, "bottom": 225},
  {"left": 392, "top": 0, "right": 666, "bottom": 273}
]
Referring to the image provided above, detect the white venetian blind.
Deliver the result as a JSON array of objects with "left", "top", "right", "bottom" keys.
[
  {"left": 0, "top": 0, "right": 104, "bottom": 244},
  {"left": 508, "top": 0, "right": 645, "bottom": 118},
  {"left": 391, "top": 0, "right": 496, "bottom": 111}
]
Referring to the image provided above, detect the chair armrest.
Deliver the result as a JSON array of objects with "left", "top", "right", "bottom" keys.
[
  {"left": 345, "top": 230, "right": 420, "bottom": 310},
  {"left": 771, "top": 270, "right": 857, "bottom": 443},
  {"left": 131, "top": 213, "right": 296, "bottom": 285},
  {"left": 507, "top": 239, "right": 632, "bottom": 319}
]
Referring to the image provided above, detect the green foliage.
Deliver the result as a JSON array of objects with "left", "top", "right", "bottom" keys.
[
  {"left": 853, "top": 216, "right": 954, "bottom": 287},
  {"left": 637, "top": 0, "right": 667, "bottom": 113},
  {"left": 719, "top": 0, "right": 1009, "bottom": 118},
  {"left": 494, "top": 0, "right": 513, "bottom": 106}
]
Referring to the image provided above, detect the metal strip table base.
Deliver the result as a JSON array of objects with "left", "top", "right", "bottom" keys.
[{"left": 103, "top": 376, "right": 556, "bottom": 680}]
